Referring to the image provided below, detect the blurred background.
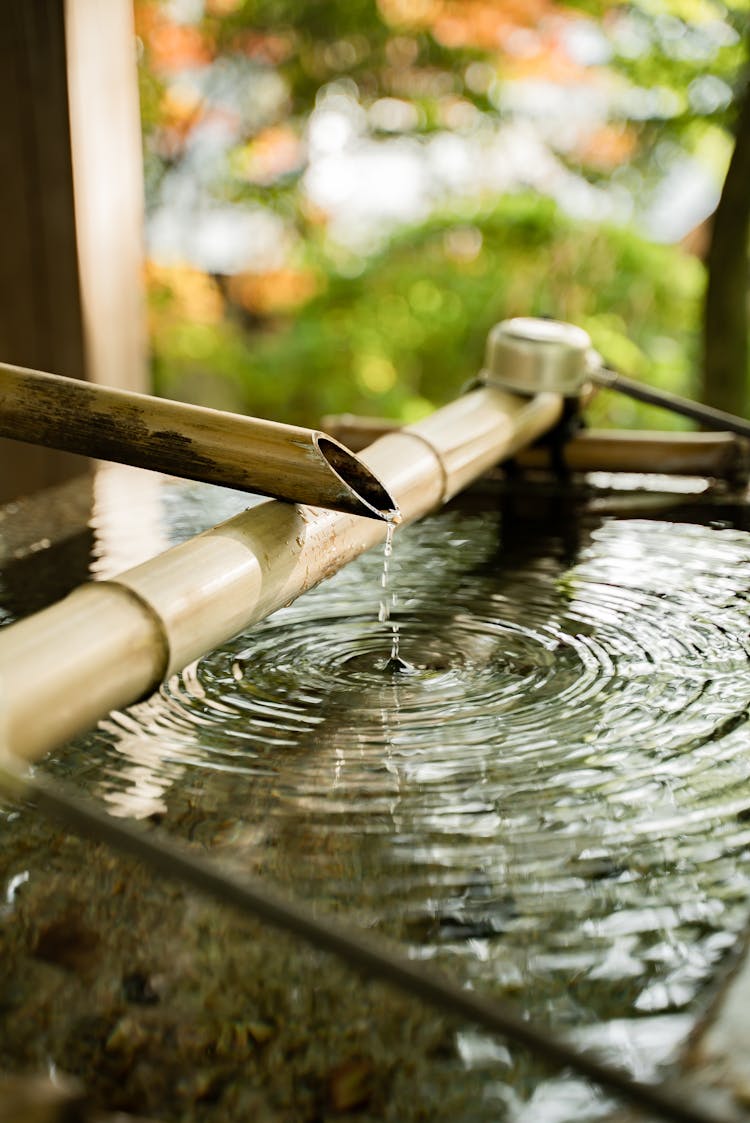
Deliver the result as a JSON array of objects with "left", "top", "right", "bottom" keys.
[
  {"left": 5, "top": 0, "right": 750, "bottom": 460},
  {"left": 134, "top": 0, "right": 750, "bottom": 433}
]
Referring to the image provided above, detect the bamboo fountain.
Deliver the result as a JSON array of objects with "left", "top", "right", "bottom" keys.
[
  {"left": 1, "top": 319, "right": 749, "bottom": 1123},
  {"left": 0, "top": 321, "right": 573, "bottom": 763}
]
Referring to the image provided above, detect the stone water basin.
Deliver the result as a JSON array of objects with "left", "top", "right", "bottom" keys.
[{"left": 1, "top": 465, "right": 750, "bottom": 1122}]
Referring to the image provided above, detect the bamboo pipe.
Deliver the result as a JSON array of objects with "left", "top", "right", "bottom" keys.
[
  {"left": 322, "top": 417, "right": 749, "bottom": 480},
  {"left": 0, "top": 385, "right": 563, "bottom": 763},
  {"left": 0, "top": 362, "right": 397, "bottom": 520}
]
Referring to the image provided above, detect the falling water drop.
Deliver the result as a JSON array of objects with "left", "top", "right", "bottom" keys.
[{"left": 379, "top": 517, "right": 413, "bottom": 672}]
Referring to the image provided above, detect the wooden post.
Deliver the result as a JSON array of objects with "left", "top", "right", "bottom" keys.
[{"left": 0, "top": 0, "right": 147, "bottom": 503}]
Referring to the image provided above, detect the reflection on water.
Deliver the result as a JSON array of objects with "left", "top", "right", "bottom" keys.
[
  {"left": 4, "top": 474, "right": 750, "bottom": 1117},
  {"left": 91, "top": 463, "right": 169, "bottom": 578}
]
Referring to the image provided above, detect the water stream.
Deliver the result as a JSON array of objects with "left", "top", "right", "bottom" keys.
[
  {"left": 3, "top": 475, "right": 750, "bottom": 1119},
  {"left": 378, "top": 517, "right": 408, "bottom": 672}
]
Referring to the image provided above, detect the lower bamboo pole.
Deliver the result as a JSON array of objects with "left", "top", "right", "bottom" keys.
[{"left": 0, "top": 386, "right": 562, "bottom": 763}]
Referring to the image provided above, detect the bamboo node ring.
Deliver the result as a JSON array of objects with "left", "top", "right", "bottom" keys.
[
  {"left": 399, "top": 429, "right": 451, "bottom": 506},
  {"left": 96, "top": 579, "right": 172, "bottom": 692}
]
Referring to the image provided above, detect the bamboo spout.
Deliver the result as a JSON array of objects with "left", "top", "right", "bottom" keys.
[
  {"left": 0, "top": 385, "right": 564, "bottom": 763},
  {"left": 0, "top": 363, "right": 397, "bottom": 520}
]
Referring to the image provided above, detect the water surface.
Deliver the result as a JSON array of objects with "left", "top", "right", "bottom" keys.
[{"left": 4, "top": 473, "right": 750, "bottom": 1119}]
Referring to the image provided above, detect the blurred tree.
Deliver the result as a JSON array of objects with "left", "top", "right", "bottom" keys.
[
  {"left": 703, "top": 60, "right": 750, "bottom": 416},
  {"left": 134, "top": 0, "right": 749, "bottom": 425},
  {"left": 401, "top": 0, "right": 750, "bottom": 412},
  {"left": 149, "top": 194, "right": 702, "bottom": 430},
  {"left": 582, "top": 1, "right": 750, "bottom": 416}
]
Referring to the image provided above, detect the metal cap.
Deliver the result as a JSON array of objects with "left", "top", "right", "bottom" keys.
[{"left": 479, "top": 317, "right": 598, "bottom": 396}]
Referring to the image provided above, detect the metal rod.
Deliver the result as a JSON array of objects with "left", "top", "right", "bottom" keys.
[
  {"left": 0, "top": 362, "right": 397, "bottom": 520},
  {"left": 0, "top": 760, "right": 731, "bottom": 1123},
  {"left": 593, "top": 367, "right": 750, "bottom": 441}
]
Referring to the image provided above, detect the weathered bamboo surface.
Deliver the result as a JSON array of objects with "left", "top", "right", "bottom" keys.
[
  {"left": 322, "top": 415, "right": 749, "bottom": 480},
  {"left": 0, "top": 363, "right": 396, "bottom": 519},
  {"left": 0, "top": 385, "right": 563, "bottom": 763}
]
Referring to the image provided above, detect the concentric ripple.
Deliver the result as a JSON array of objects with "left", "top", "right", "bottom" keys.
[{"left": 72, "top": 494, "right": 750, "bottom": 1092}]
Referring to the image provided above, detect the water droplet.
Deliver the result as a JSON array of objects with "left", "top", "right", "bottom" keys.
[{"left": 378, "top": 519, "right": 400, "bottom": 662}]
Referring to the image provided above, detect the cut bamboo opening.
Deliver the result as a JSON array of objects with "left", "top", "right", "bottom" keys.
[
  {"left": 0, "top": 362, "right": 397, "bottom": 519},
  {"left": 0, "top": 385, "right": 563, "bottom": 764}
]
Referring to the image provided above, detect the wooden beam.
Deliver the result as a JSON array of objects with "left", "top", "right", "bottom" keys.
[
  {"left": 65, "top": 0, "right": 147, "bottom": 394},
  {"left": 0, "top": 0, "right": 146, "bottom": 503}
]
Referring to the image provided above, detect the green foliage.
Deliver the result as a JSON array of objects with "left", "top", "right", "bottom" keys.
[
  {"left": 140, "top": 0, "right": 741, "bottom": 429},
  {"left": 202, "top": 0, "right": 481, "bottom": 134},
  {"left": 152, "top": 194, "right": 704, "bottom": 429}
]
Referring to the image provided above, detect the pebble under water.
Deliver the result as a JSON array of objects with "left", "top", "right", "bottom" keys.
[{"left": 5, "top": 474, "right": 750, "bottom": 1120}]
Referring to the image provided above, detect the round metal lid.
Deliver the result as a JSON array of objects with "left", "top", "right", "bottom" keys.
[{"left": 480, "top": 317, "right": 596, "bottom": 396}]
